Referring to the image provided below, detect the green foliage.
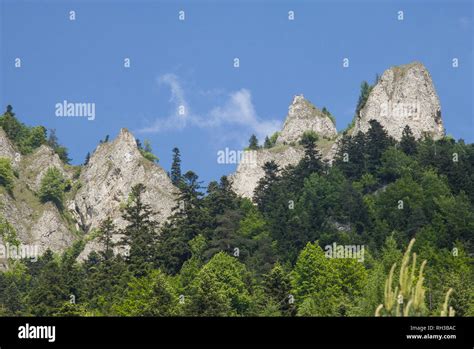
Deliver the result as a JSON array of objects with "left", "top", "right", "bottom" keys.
[
  {"left": 247, "top": 134, "right": 260, "bottom": 150},
  {"left": 0, "top": 158, "right": 15, "bottom": 191},
  {"left": 0, "top": 110, "right": 472, "bottom": 318},
  {"left": 120, "top": 183, "right": 159, "bottom": 276},
  {"left": 157, "top": 171, "right": 211, "bottom": 274},
  {"left": 0, "top": 213, "right": 20, "bottom": 247},
  {"left": 185, "top": 252, "right": 251, "bottom": 316},
  {"left": 400, "top": 125, "right": 417, "bottom": 155},
  {"left": 263, "top": 263, "right": 294, "bottom": 316},
  {"left": 264, "top": 132, "right": 279, "bottom": 149},
  {"left": 321, "top": 107, "right": 336, "bottom": 125},
  {"left": 354, "top": 81, "right": 372, "bottom": 118},
  {"left": 0, "top": 106, "right": 48, "bottom": 154},
  {"left": 374, "top": 239, "right": 456, "bottom": 317},
  {"left": 38, "top": 167, "right": 67, "bottom": 208},
  {"left": 291, "top": 242, "right": 342, "bottom": 316},
  {"left": 170, "top": 147, "right": 182, "bottom": 185},
  {"left": 47, "top": 129, "right": 70, "bottom": 163},
  {"left": 139, "top": 139, "right": 159, "bottom": 162},
  {"left": 113, "top": 270, "right": 178, "bottom": 316}
]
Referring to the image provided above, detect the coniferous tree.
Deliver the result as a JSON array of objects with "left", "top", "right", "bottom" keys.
[
  {"left": 263, "top": 136, "right": 271, "bottom": 149},
  {"left": 400, "top": 125, "right": 417, "bottom": 155},
  {"left": 254, "top": 161, "right": 280, "bottom": 211},
  {"left": 205, "top": 176, "right": 239, "bottom": 217},
  {"left": 156, "top": 171, "right": 210, "bottom": 274},
  {"left": 84, "top": 152, "right": 91, "bottom": 166},
  {"left": 120, "top": 184, "right": 159, "bottom": 277},
  {"left": 47, "top": 129, "right": 70, "bottom": 163},
  {"left": 334, "top": 132, "right": 367, "bottom": 180},
  {"left": 294, "top": 131, "right": 324, "bottom": 181},
  {"left": 355, "top": 81, "right": 372, "bottom": 117},
  {"left": 28, "top": 249, "right": 68, "bottom": 316},
  {"left": 171, "top": 147, "right": 182, "bottom": 186},
  {"left": 248, "top": 134, "right": 259, "bottom": 150},
  {"left": 97, "top": 218, "right": 116, "bottom": 261},
  {"left": 365, "top": 119, "right": 394, "bottom": 173}
]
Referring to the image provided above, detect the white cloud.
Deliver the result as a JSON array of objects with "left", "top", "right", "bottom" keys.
[
  {"left": 139, "top": 74, "right": 281, "bottom": 143},
  {"left": 138, "top": 74, "right": 189, "bottom": 133},
  {"left": 207, "top": 89, "right": 281, "bottom": 140},
  {"left": 158, "top": 73, "right": 188, "bottom": 114}
]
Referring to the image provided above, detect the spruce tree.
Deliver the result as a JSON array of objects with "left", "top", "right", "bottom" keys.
[
  {"left": 156, "top": 171, "right": 210, "bottom": 274},
  {"left": 97, "top": 218, "right": 116, "bottom": 261},
  {"left": 120, "top": 183, "right": 159, "bottom": 276},
  {"left": 263, "top": 136, "right": 271, "bottom": 149},
  {"left": 400, "top": 125, "right": 417, "bottom": 155},
  {"left": 355, "top": 81, "right": 372, "bottom": 117},
  {"left": 365, "top": 119, "right": 393, "bottom": 173},
  {"left": 171, "top": 147, "right": 182, "bottom": 186},
  {"left": 248, "top": 134, "right": 259, "bottom": 150},
  {"left": 254, "top": 161, "right": 280, "bottom": 211}
]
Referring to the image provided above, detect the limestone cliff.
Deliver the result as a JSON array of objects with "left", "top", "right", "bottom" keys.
[
  {"left": 0, "top": 130, "right": 76, "bottom": 260},
  {"left": 70, "top": 128, "right": 177, "bottom": 234},
  {"left": 231, "top": 95, "right": 338, "bottom": 199},
  {"left": 276, "top": 95, "right": 337, "bottom": 144},
  {"left": 353, "top": 61, "right": 444, "bottom": 140},
  {"left": 0, "top": 126, "right": 178, "bottom": 263}
]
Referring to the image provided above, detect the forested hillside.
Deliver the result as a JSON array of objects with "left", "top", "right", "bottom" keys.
[{"left": 0, "top": 106, "right": 472, "bottom": 317}]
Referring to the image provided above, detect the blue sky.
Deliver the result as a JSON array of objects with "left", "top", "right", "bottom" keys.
[{"left": 1, "top": 0, "right": 473, "bottom": 184}]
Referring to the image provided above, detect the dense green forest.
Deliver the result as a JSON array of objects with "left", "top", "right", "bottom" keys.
[{"left": 0, "top": 106, "right": 473, "bottom": 317}]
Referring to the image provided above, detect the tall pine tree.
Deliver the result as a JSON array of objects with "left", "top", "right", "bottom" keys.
[
  {"left": 120, "top": 184, "right": 159, "bottom": 276},
  {"left": 171, "top": 147, "right": 182, "bottom": 186}
]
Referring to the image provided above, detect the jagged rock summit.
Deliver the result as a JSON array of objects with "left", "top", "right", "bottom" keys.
[
  {"left": 276, "top": 95, "right": 337, "bottom": 144},
  {"left": 70, "top": 128, "right": 177, "bottom": 234},
  {"left": 353, "top": 61, "right": 444, "bottom": 140},
  {"left": 231, "top": 95, "right": 338, "bottom": 199}
]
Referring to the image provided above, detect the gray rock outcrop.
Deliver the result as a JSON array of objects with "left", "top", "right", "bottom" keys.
[
  {"left": 230, "top": 146, "right": 304, "bottom": 199},
  {"left": 21, "top": 145, "right": 72, "bottom": 192},
  {"left": 71, "top": 128, "right": 177, "bottom": 234},
  {"left": 0, "top": 128, "right": 19, "bottom": 167},
  {"left": 353, "top": 61, "right": 444, "bottom": 140},
  {"left": 231, "top": 96, "right": 339, "bottom": 199},
  {"left": 276, "top": 95, "right": 337, "bottom": 144}
]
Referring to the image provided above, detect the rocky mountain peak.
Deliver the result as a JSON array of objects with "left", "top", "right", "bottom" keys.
[
  {"left": 231, "top": 96, "right": 339, "bottom": 199},
  {"left": 353, "top": 61, "right": 444, "bottom": 140},
  {"left": 71, "top": 128, "right": 177, "bottom": 235},
  {"left": 276, "top": 95, "right": 337, "bottom": 145}
]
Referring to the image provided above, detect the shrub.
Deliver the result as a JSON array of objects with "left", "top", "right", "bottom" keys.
[
  {"left": 0, "top": 158, "right": 15, "bottom": 191},
  {"left": 38, "top": 167, "right": 66, "bottom": 207}
]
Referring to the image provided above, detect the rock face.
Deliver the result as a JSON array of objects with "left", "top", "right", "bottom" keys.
[
  {"left": 276, "top": 95, "right": 337, "bottom": 144},
  {"left": 0, "top": 130, "right": 76, "bottom": 261},
  {"left": 0, "top": 127, "right": 18, "bottom": 166},
  {"left": 0, "top": 125, "right": 178, "bottom": 264},
  {"left": 353, "top": 62, "right": 444, "bottom": 140},
  {"left": 21, "top": 145, "right": 72, "bottom": 192},
  {"left": 71, "top": 128, "right": 177, "bottom": 234},
  {"left": 231, "top": 96, "right": 339, "bottom": 199},
  {"left": 230, "top": 146, "right": 304, "bottom": 199}
]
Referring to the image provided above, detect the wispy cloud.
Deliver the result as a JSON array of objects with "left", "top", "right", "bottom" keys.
[
  {"left": 138, "top": 74, "right": 281, "bottom": 142},
  {"left": 158, "top": 73, "right": 189, "bottom": 115}
]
